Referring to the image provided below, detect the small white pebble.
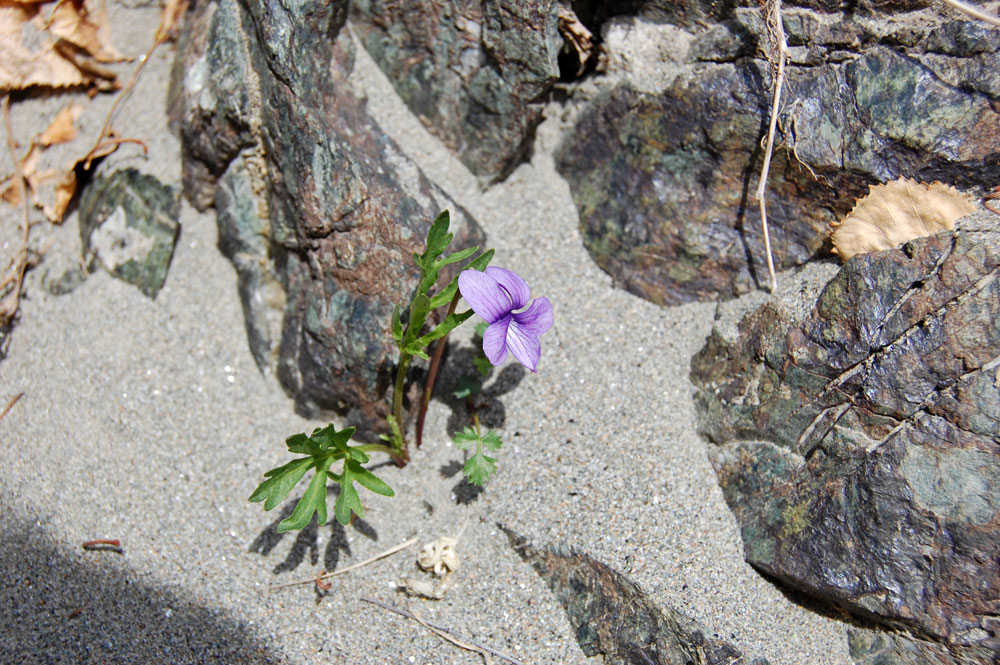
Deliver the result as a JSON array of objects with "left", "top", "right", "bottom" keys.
[
  {"left": 227, "top": 375, "right": 235, "bottom": 383},
  {"left": 164, "top": 608, "right": 172, "bottom": 618},
  {"left": 224, "top": 365, "right": 232, "bottom": 373},
  {"left": 146, "top": 369, "right": 152, "bottom": 376}
]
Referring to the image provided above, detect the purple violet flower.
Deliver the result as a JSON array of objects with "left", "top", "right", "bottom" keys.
[{"left": 458, "top": 266, "right": 553, "bottom": 372}]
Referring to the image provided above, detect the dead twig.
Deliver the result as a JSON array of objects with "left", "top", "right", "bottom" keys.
[
  {"left": 939, "top": 0, "right": 1000, "bottom": 27},
  {"left": 983, "top": 186, "right": 1000, "bottom": 217},
  {"left": 270, "top": 537, "right": 418, "bottom": 589},
  {"left": 2, "top": 96, "right": 32, "bottom": 329},
  {"left": 82, "top": 539, "right": 123, "bottom": 553},
  {"left": 0, "top": 392, "right": 24, "bottom": 421},
  {"left": 360, "top": 596, "right": 528, "bottom": 665},
  {"left": 755, "top": 0, "right": 787, "bottom": 293}
]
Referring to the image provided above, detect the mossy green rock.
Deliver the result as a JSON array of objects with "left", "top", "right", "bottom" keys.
[
  {"left": 690, "top": 221, "right": 1000, "bottom": 663},
  {"left": 350, "top": 0, "right": 561, "bottom": 183},
  {"left": 170, "top": 0, "right": 484, "bottom": 438},
  {"left": 557, "top": 5, "right": 1000, "bottom": 305},
  {"left": 79, "top": 169, "right": 180, "bottom": 299},
  {"left": 504, "top": 528, "right": 757, "bottom": 665}
]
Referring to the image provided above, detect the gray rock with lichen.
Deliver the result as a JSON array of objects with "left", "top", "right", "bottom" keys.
[
  {"left": 689, "top": 217, "right": 1000, "bottom": 663},
  {"left": 556, "top": 3, "right": 1000, "bottom": 306},
  {"left": 349, "top": 0, "right": 562, "bottom": 183},
  {"left": 169, "top": 0, "right": 484, "bottom": 438},
  {"left": 78, "top": 168, "right": 180, "bottom": 299},
  {"left": 503, "top": 527, "right": 760, "bottom": 665}
]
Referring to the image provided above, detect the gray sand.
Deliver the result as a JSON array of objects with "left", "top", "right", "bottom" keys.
[{"left": 1, "top": 5, "right": 851, "bottom": 664}]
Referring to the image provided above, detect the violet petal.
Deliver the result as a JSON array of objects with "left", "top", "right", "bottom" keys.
[
  {"left": 485, "top": 266, "right": 530, "bottom": 310},
  {"left": 512, "top": 297, "right": 553, "bottom": 337},
  {"left": 459, "top": 270, "right": 511, "bottom": 324},
  {"left": 505, "top": 318, "right": 542, "bottom": 372},
  {"left": 482, "top": 316, "right": 511, "bottom": 366}
]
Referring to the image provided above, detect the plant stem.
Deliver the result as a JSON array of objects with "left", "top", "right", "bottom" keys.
[
  {"left": 354, "top": 443, "right": 398, "bottom": 457},
  {"left": 391, "top": 351, "right": 411, "bottom": 458},
  {"left": 416, "top": 291, "right": 461, "bottom": 448},
  {"left": 756, "top": 0, "right": 786, "bottom": 294}
]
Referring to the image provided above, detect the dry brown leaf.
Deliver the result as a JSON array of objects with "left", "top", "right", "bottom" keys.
[
  {"left": 37, "top": 101, "right": 83, "bottom": 146},
  {"left": 0, "top": 2, "right": 93, "bottom": 90},
  {"left": 48, "top": 0, "right": 123, "bottom": 63},
  {"left": 155, "top": 0, "right": 188, "bottom": 43},
  {"left": 557, "top": 4, "right": 593, "bottom": 78},
  {"left": 831, "top": 178, "right": 976, "bottom": 261}
]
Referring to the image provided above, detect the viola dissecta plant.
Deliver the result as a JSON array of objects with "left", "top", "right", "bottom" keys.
[{"left": 249, "top": 211, "right": 552, "bottom": 531}]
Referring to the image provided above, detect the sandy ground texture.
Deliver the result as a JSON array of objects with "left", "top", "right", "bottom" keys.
[{"left": 1, "top": 4, "right": 854, "bottom": 664}]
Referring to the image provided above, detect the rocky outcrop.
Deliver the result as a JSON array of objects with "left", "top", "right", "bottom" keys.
[
  {"left": 504, "top": 527, "right": 755, "bottom": 665},
  {"left": 556, "top": 4, "right": 1000, "bottom": 305},
  {"left": 78, "top": 168, "right": 180, "bottom": 299},
  {"left": 170, "top": 0, "right": 484, "bottom": 438},
  {"left": 690, "top": 218, "right": 1000, "bottom": 663},
  {"left": 349, "top": 0, "right": 563, "bottom": 184}
]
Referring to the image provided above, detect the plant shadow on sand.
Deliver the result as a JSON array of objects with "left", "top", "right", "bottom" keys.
[
  {"left": 433, "top": 343, "right": 525, "bottom": 506},
  {"left": 1, "top": 514, "right": 280, "bottom": 664},
  {"left": 249, "top": 485, "right": 379, "bottom": 574}
]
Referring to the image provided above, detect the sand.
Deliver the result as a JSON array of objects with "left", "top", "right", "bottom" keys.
[{"left": 0, "top": 4, "right": 852, "bottom": 664}]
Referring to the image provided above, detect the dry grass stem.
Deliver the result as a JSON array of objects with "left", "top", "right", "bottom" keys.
[
  {"left": 755, "top": 0, "right": 787, "bottom": 293},
  {"left": 271, "top": 537, "right": 418, "bottom": 589},
  {"left": 360, "top": 596, "right": 528, "bottom": 665},
  {"left": 0, "top": 392, "right": 24, "bottom": 421},
  {"left": 1, "top": 96, "right": 32, "bottom": 329},
  {"left": 939, "top": 0, "right": 1000, "bottom": 27}
]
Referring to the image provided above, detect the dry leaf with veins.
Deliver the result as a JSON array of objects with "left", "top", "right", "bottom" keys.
[{"left": 831, "top": 178, "right": 976, "bottom": 261}]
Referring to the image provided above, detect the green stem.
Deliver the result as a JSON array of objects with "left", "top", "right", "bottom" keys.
[
  {"left": 416, "top": 290, "right": 461, "bottom": 449},
  {"left": 354, "top": 443, "right": 398, "bottom": 457},
  {"left": 391, "top": 351, "right": 412, "bottom": 459}
]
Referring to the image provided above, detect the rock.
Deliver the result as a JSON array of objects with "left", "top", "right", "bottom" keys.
[
  {"left": 556, "top": 6, "right": 1000, "bottom": 306},
  {"left": 503, "top": 527, "right": 759, "bottom": 665},
  {"left": 78, "top": 168, "right": 181, "bottom": 299},
  {"left": 170, "top": 0, "right": 484, "bottom": 438},
  {"left": 689, "top": 217, "right": 1000, "bottom": 662},
  {"left": 349, "top": 0, "right": 562, "bottom": 183}
]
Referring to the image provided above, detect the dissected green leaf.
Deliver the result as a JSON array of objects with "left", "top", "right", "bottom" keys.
[
  {"left": 334, "top": 475, "right": 365, "bottom": 524},
  {"left": 277, "top": 457, "right": 334, "bottom": 532},
  {"left": 285, "top": 433, "right": 316, "bottom": 455},
  {"left": 473, "top": 355, "right": 493, "bottom": 376},
  {"left": 464, "top": 452, "right": 497, "bottom": 486},
  {"left": 428, "top": 279, "right": 460, "bottom": 310},
  {"left": 403, "top": 294, "right": 432, "bottom": 347},
  {"left": 346, "top": 446, "right": 370, "bottom": 463},
  {"left": 439, "top": 245, "right": 478, "bottom": 266},
  {"left": 453, "top": 375, "right": 482, "bottom": 399},
  {"left": 452, "top": 427, "right": 479, "bottom": 451},
  {"left": 421, "top": 210, "right": 452, "bottom": 265},
  {"left": 464, "top": 249, "right": 494, "bottom": 273},
  {"left": 407, "top": 310, "right": 474, "bottom": 354},
  {"left": 481, "top": 429, "right": 503, "bottom": 451},
  {"left": 346, "top": 459, "right": 395, "bottom": 497},
  {"left": 392, "top": 305, "right": 403, "bottom": 344},
  {"left": 311, "top": 424, "right": 356, "bottom": 451},
  {"left": 249, "top": 457, "right": 314, "bottom": 510}
]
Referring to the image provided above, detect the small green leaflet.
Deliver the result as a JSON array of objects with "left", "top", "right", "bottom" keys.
[
  {"left": 452, "top": 426, "right": 503, "bottom": 486},
  {"left": 464, "top": 453, "right": 497, "bottom": 486},
  {"left": 249, "top": 423, "right": 394, "bottom": 530},
  {"left": 453, "top": 375, "right": 482, "bottom": 399}
]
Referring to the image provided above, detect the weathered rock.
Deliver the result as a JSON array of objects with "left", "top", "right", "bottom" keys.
[
  {"left": 170, "top": 0, "right": 484, "bottom": 438},
  {"left": 78, "top": 168, "right": 181, "bottom": 299},
  {"left": 503, "top": 527, "right": 759, "bottom": 665},
  {"left": 349, "top": 0, "right": 562, "bottom": 183},
  {"left": 556, "top": 6, "right": 1000, "bottom": 306},
  {"left": 690, "top": 218, "right": 1000, "bottom": 662}
]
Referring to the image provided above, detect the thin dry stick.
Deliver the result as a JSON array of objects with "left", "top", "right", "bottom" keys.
[
  {"left": 271, "top": 537, "right": 418, "bottom": 589},
  {"left": 755, "top": 0, "right": 787, "bottom": 293},
  {"left": 0, "top": 392, "right": 24, "bottom": 421},
  {"left": 360, "top": 596, "right": 528, "bottom": 665},
  {"left": 1, "top": 96, "right": 32, "bottom": 325},
  {"left": 939, "top": 0, "right": 1000, "bottom": 27}
]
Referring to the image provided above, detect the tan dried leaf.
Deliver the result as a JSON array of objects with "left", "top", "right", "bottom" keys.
[
  {"left": 831, "top": 178, "right": 977, "bottom": 261},
  {"left": 155, "top": 0, "right": 188, "bottom": 43},
  {"left": 48, "top": 0, "right": 123, "bottom": 63},
  {"left": 0, "top": 2, "right": 91, "bottom": 90},
  {"left": 38, "top": 102, "right": 83, "bottom": 146}
]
